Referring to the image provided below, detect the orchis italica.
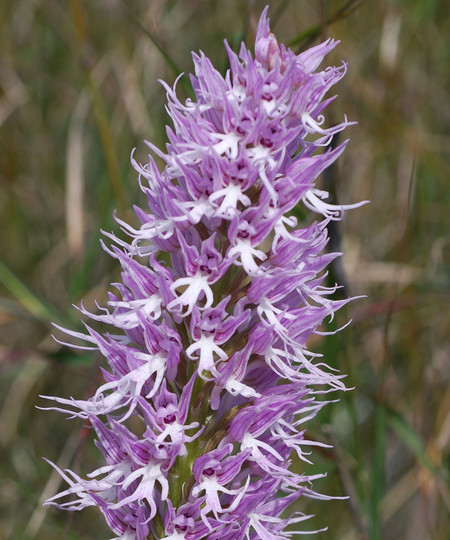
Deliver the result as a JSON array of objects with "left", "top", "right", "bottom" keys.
[{"left": 42, "top": 7, "right": 366, "bottom": 539}]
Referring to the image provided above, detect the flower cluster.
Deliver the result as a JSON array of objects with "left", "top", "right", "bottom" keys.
[{"left": 42, "top": 8, "right": 364, "bottom": 539}]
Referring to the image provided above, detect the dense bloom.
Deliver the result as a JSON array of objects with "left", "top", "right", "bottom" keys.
[{"left": 42, "top": 7, "right": 365, "bottom": 539}]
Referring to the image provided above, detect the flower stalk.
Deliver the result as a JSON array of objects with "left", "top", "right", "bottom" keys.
[{"left": 41, "top": 7, "right": 366, "bottom": 539}]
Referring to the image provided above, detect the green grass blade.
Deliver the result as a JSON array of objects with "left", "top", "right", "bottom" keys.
[
  {"left": 288, "top": 0, "right": 366, "bottom": 48},
  {"left": 123, "top": 1, "right": 193, "bottom": 97},
  {"left": 0, "top": 260, "right": 63, "bottom": 324},
  {"left": 370, "top": 403, "right": 385, "bottom": 540},
  {"left": 386, "top": 408, "right": 437, "bottom": 474}
]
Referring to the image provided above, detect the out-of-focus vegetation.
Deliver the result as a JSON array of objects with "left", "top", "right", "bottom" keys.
[{"left": 0, "top": 1, "right": 448, "bottom": 538}]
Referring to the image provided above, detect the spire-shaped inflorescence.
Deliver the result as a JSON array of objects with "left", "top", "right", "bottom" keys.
[{"left": 42, "top": 7, "right": 366, "bottom": 539}]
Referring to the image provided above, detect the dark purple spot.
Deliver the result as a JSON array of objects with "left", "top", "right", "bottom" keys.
[{"left": 260, "top": 137, "right": 273, "bottom": 148}]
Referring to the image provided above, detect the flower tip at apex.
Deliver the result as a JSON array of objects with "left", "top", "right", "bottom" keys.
[{"left": 255, "top": 7, "right": 281, "bottom": 70}]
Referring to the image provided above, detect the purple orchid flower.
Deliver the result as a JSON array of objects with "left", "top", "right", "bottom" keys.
[{"left": 41, "top": 6, "right": 366, "bottom": 539}]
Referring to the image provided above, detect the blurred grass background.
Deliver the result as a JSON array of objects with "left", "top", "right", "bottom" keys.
[{"left": 0, "top": 0, "right": 449, "bottom": 538}]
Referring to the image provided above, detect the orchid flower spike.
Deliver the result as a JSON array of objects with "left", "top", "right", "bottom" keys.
[{"left": 42, "top": 6, "right": 365, "bottom": 539}]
